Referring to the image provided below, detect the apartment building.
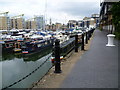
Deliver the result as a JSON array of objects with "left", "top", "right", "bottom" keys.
[
  {"left": 91, "top": 14, "right": 100, "bottom": 28},
  {"left": 45, "top": 24, "right": 50, "bottom": 30},
  {"left": 34, "top": 15, "right": 45, "bottom": 30},
  {"left": 68, "top": 20, "right": 78, "bottom": 29},
  {"left": 26, "top": 21, "right": 31, "bottom": 29},
  {"left": 45, "top": 23, "right": 62, "bottom": 31},
  {"left": 31, "top": 21, "right": 37, "bottom": 29},
  {"left": 26, "top": 20, "right": 37, "bottom": 29},
  {"left": 56, "top": 23, "right": 62, "bottom": 30},
  {"left": 11, "top": 18, "right": 25, "bottom": 29},
  {"left": 83, "top": 17, "right": 95, "bottom": 29},
  {"left": 99, "top": 0, "right": 120, "bottom": 33},
  {"left": 0, "top": 16, "right": 11, "bottom": 30}
]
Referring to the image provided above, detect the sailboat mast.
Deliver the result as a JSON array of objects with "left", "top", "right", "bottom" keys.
[{"left": 44, "top": 0, "right": 47, "bottom": 30}]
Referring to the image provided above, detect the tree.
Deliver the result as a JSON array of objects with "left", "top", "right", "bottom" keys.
[{"left": 111, "top": 2, "right": 120, "bottom": 39}]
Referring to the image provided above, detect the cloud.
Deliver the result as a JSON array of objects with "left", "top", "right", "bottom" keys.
[
  {"left": 0, "top": 0, "right": 100, "bottom": 24},
  {"left": 60, "top": 2, "right": 99, "bottom": 17},
  {"left": 46, "top": 1, "right": 100, "bottom": 23}
]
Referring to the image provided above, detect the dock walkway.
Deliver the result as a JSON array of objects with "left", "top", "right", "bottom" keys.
[{"left": 60, "top": 29, "right": 119, "bottom": 88}]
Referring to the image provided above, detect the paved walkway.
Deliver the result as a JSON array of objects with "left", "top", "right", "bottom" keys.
[{"left": 60, "top": 29, "right": 119, "bottom": 88}]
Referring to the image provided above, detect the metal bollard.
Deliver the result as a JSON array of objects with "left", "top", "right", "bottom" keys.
[
  {"left": 54, "top": 39, "right": 61, "bottom": 73},
  {"left": 88, "top": 31, "right": 90, "bottom": 40},
  {"left": 89, "top": 30, "right": 91, "bottom": 38},
  {"left": 81, "top": 33, "right": 84, "bottom": 50},
  {"left": 91, "top": 29, "right": 93, "bottom": 35},
  {"left": 75, "top": 34, "right": 78, "bottom": 52},
  {"left": 85, "top": 32, "right": 88, "bottom": 44}
]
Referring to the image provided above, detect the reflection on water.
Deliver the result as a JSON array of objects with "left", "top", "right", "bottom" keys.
[
  {"left": 2, "top": 47, "right": 52, "bottom": 62},
  {"left": 23, "top": 48, "right": 52, "bottom": 62},
  {"left": 1, "top": 47, "right": 53, "bottom": 89}
]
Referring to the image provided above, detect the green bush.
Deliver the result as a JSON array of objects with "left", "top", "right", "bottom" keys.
[{"left": 111, "top": 2, "right": 120, "bottom": 40}]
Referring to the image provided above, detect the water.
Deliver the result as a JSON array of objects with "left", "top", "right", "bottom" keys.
[{"left": 0, "top": 48, "right": 53, "bottom": 89}]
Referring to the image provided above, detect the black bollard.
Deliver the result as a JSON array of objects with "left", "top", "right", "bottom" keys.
[
  {"left": 75, "top": 34, "right": 78, "bottom": 52},
  {"left": 85, "top": 32, "right": 88, "bottom": 44},
  {"left": 89, "top": 30, "right": 91, "bottom": 38},
  {"left": 54, "top": 39, "right": 61, "bottom": 73},
  {"left": 88, "top": 30, "right": 90, "bottom": 40},
  {"left": 91, "top": 29, "right": 93, "bottom": 35},
  {"left": 81, "top": 33, "right": 84, "bottom": 50}
]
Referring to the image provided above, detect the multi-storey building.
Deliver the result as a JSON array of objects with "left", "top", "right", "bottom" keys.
[
  {"left": 78, "top": 20, "right": 83, "bottom": 27},
  {"left": 68, "top": 20, "right": 78, "bottom": 29},
  {"left": 83, "top": 17, "right": 95, "bottom": 29},
  {"left": 34, "top": 15, "right": 45, "bottom": 30},
  {"left": 45, "top": 23, "right": 62, "bottom": 31},
  {"left": 26, "top": 20, "right": 37, "bottom": 29},
  {"left": 0, "top": 16, "right": 11, "bottom": 30},
  {"left": 11, "top": 17, "right": 25, "bottom": 29},
  {"left": 31, "top": 21, "right": 37, "bottom": 29},
  {"left": 99, "top": 0, "right": 120, "bottom": 33},
  {"left": 55, "top": 23, "right": 62, "bottom": 30},
  {"left": 67, "top": 14, "right": 99, "bottom": 30},
  {"left": 45, "top": 24, "right": 50, "bottom": 30},
  {"left": 91, "top": 14, "right": 100, "bottom": 28}
]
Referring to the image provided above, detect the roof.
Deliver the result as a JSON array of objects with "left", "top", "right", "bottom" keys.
[
  {"left": 100, "top": 0, "right": 120, "bottom": 16},
  {"left": 103, "top": 0, "right": 120, "bottom": 2}
]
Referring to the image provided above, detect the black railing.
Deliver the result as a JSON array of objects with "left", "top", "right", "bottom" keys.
[
  {"left": 2, "top": 29, "right": 95, "bottom": 89},
  {"left": 60, "top": 37, "right": 75, "bottom": 57},
  {"left": 53, "top": 28, "right": 95, "bottom": 73}
]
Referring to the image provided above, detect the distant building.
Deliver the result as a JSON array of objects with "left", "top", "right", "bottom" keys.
[
  {"left": 83, "top": 17, "right": 95, "bottom": 28},
  {"left": 78, "top": 20, "right": 83, "bottom": 27},
  {"left": 45, "top": 24, "right": 50, "bottom": 30},
  {"left": 55, "top": 23, "right": 62, "bottom": 30},
  {"left": 26, "top": 20, "right": 37, "bottom": 29},
  {"left": 68, "top": 20, "right": 78, "bottom": 29},
  {"left": 45, "top": 22, "right": 62, "bottom": 31},
  {"left": 11, "top": 18, "right": 25, "bottom": 29},
  {"left": 61, "top": 24, "right": 67, "bottom": 30},
  {"left": 99, "top": 0, "right": 120, "bottom": 33},
  {"left": 26, "top": 21, "right": 30, "bottom": 29},
  {"left": 34, "top": 15, "right": 45, "bottom": 30},
  {"left": 91, "top": 14, "right": 100, "bottom": 28},
  {"left": 0, "top": 16, "right": 11, "bottom": 30}
]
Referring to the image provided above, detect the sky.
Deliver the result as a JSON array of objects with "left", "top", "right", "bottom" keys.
[{"left": 0, "top": 0, "right": 101, "bottom": 24}]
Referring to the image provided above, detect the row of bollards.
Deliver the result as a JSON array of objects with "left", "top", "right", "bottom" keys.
[{"left": 54, "top": 29, "right": 95, "bottom": 73}]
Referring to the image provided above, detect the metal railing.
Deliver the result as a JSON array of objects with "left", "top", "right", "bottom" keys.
[
  {"left": 2, "top": 28, "right": 95, "bottom": 89},
  {"left": 53, "top": 29, "right": 95, "bottom": 73}
]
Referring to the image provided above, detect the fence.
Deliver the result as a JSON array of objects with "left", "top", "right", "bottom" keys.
[
  {"left": 53, "top": 28, "right": 95, "bottom": 73},
  {"left": 1, "top": 28, "right": 95, "bottom": 89}
]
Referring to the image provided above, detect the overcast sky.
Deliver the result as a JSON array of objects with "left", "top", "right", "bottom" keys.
[{"left": 0, "top": 0, "right": 101, "bottom": 24}]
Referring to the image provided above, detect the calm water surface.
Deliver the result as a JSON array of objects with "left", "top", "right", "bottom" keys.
[{"left": 0, "top": 48, "right": 52, "bottom": 89}]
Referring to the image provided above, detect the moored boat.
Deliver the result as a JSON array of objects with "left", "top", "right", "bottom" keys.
[
  {"left": 13, "top": 38, "right": 24, "bottom": 53},
  {"left": 22, "top": 38, "right": 54, "bottom": 54},
  {"left": 2, "top": 39, "right": 17, "bottom": 52}
]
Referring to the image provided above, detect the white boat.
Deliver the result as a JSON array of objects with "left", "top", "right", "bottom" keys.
[{"left": 54, "top": 32, "right": 69, "bottom": 44}]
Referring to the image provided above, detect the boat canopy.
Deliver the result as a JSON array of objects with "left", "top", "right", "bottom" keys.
[
  {"left": 36, "top": 32, "right": 46, "bottom": 36},
  {"left": 30, "top": 35, "right": 43, "bottom": 39}
]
